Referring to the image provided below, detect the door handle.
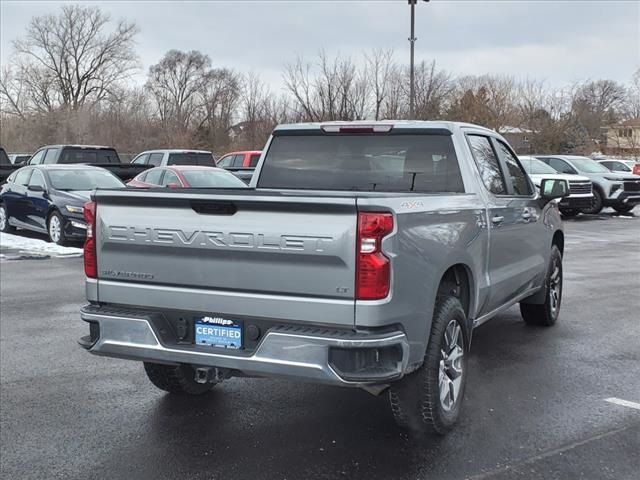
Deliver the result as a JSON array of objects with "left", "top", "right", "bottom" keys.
[
  {"left": 491, "top": 215, "right": 504, "bottom": 225},
  {"left": 522, "top": 211, "right": 532, "bottom": 220}
]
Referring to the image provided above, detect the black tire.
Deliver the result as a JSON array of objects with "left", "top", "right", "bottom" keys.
[
  {"left": 583, "top": 188, "right": 603, "bottom": 215},
  {"left": 559, "top": 208, "right": 580, "bottom": 218},
  {"left": 0, "top": 203, "right": 16, "bottom": 233},
  {"left": 389, "top": 295, "right": 468, "bottom": 436},
  {"left": 613, "top": 205, "right": 634, "bottom": 214},
  {"left": 47, "top": 211, "right": 68, "bottom": 246},
  {"left": 143, "top": 362, "right": 216, "bottom": 395},
  {"left": 520, "top": 245, "right": 563, "bottom": 327}
]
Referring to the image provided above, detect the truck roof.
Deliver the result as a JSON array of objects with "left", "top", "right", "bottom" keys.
[
  {"left": 40, "top": 144, "right": 116, "bottom": 150},
  {"left": 30, "top": 164, "right": 109, "bottom": 170},
  {"left": 138, "top": 149, "right": 212, "bottom": 154},
  {"left": 273, "top": 120, "right": 495, "bottom": 134}
]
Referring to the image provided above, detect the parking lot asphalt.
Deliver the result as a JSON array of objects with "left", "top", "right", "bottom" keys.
[{"left": 1, "top": 211, "right": 639, "bottom": 480}]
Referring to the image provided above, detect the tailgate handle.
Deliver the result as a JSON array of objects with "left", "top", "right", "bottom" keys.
[{"left": 190, "top": 201, "right": 237, "bottom": 215}]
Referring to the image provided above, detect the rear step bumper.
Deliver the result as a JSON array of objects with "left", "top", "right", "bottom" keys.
[{"left": 80, "top": 306, "right": 410, "bottom": 387}]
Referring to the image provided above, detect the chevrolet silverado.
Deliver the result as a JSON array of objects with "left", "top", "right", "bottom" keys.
[{"left": 79, "top": 121, "right": 569, "bottom": 435}]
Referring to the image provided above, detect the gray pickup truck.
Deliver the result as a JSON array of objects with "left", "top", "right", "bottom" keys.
[{"left": 79, "top": 121, "right": 568, "bottom": 435}]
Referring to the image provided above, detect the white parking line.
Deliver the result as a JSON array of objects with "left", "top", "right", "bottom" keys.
[{"left": 604, "top": 397, "right": 640, "bottom": 411}]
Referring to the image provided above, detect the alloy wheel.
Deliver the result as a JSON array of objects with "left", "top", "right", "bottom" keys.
[
  {"left": 0, "top": 206, "right": 6, "bottom": 231},
  {"left": 49, "top": 215, "right": 61, "bottom": 243},
  {"left": 549, "top": 258, "right": 562, "bottom": 317},
  {"left": 439, "top": 319, "right": 464, "bottom": 412}
]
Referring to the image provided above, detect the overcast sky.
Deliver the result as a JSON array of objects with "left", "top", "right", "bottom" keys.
[{"left": 1, "top": 0, "right": 639, "bottom": 91}]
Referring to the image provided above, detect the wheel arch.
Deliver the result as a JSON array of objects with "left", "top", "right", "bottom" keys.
[
  {"left": 436, "top": 263, "right": 474, "bottom": 322},
  {"left": 552, "top": 230, "right": 564, "bottom": 256}
]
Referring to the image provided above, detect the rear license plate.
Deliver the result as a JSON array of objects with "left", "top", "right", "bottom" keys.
[{"left": 194, "top": 316, "right": 242, "bottom": 349}]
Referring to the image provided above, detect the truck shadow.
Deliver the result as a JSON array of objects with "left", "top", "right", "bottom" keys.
[{"left": 135, "top": 385, "right": 421, "bottom": 479}]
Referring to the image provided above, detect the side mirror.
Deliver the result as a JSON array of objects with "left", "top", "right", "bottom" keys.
[
  {"left": 166, "top": 182, "right": 180, "bottom": 189},
  {"left": 28, "top": 185, "right": 45, "bottom": 192},
  {"left": 540, "top": 178, "right": 569, "bottom": 201}
]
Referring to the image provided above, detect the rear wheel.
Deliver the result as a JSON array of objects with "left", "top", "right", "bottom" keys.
[
  {"left": 143, "top": 363, "right": 216, "bottom": 395},
  {"left": 389, "top": 295, "right": 468, "bottom": 436},
  {"left": 613, "top": 205, "right": 634, "bottom": 214},
  {"left": 0, "top": 204, "right": 16, "bottom": 233},
  {"left": 47, "top": 211, "right": 67, "bottom": 246},
  {"left": 520, "top": 245, "right": 562, "bottom": 326}
]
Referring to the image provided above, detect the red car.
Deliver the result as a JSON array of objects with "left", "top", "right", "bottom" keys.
[
  {"left": 216, "top": 150, "right": 262, "bottom": 168},
  {"left": 127, "top": 165, "right": 247, "bottom": 188}
]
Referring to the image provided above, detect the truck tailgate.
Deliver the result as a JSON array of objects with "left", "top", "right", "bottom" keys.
[{"left": 93, "top": 190, "right": 357, "bottom": 324}]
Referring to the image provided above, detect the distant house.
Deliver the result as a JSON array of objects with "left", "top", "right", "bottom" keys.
[
  {"left": 498, "top": 126, "right": 533, "bottom": 154},
  {"left": 228, "top": 121, "right": 251, "bottom": 140},
  {"left": 603, "top": 119, "right": 640, "bottom": 156}
]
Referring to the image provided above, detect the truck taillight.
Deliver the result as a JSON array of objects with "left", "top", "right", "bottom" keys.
[
  {"left": 356, "top": 212, "right": 393, "bottom": 300},
  {"left": 83, "top": 201, "right": 97, "bottom": 278}
]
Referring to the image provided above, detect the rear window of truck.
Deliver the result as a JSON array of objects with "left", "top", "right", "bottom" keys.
[
  {"left": 167, "top": 153, "right": 215, "bottom": 166},
  {"left": 59, "top": 148, "right": 121, "bottom": 164},
  {"left": 257, "top": 133, "right": 464, "bottom": 192}
]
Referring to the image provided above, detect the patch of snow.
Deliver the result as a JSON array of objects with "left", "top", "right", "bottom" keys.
[{"left": 0, "top": 232, "right": 83, "bottom": 257}]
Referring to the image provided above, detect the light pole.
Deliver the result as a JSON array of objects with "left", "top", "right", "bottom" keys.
[{"left": 408, "top": 0, "right": 429, "bottom": 119}]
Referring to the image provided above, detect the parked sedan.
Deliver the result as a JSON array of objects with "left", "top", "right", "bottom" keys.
[
  {"left": 597, "top": 159, "right": 640, "bottom": 176},
  {"left": 0, "top": 165, "right": 125, "bottom": 245},
  {"left": 127, "top": 165, "right": 248, "bottom": 188}
]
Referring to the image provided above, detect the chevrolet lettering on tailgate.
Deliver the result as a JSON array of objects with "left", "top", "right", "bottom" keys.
[{"left": 106, "top": 226, "right": 335, "bottom": 252}]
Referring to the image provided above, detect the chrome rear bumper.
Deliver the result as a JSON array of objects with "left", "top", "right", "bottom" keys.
[{"left": 80, "top": 306, "right": 410, "bottom": 387}]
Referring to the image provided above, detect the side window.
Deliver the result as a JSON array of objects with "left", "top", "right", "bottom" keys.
[
  {"left": 14, "top": 169, "right": 32, "bottom": 186},
  {"left": 548, "top": 158, "right": 576, "bottom": 175},
  {"left": 148, "top": 153, "right": 164, "bottom": 166},
  {"left": 612, "top": 162, "right": 628, "bottom": 172},
  {"left": 29, "top": 150, "right": 46, "bottom": 165},
  {"left": 217, "top": 156, "right": 233, "bottom": 167},
  {"left": 28, "top": 170, "right": 46, "bottom": 189},
  {"left": 161, "top": 170, "right": 180, "bottom": 186},
  {"left": 144, "top": 169, "right": 164, "bottom": 185},
  {"left": 248, "top": 154, "right": 261, "bottom": 167},
  {"left": 43, "top": 148, "right": 60, "bottom": 164},
  {"left": 494, "top": 140, "right": 532, "bottom": 195},
  {"left": 132, "top": 154, "right": 149, "bottom": 165},
  {"left": 467, "top": 135, "right": 506, "bottom": 195},
  {"left": 232, "top": 155, "right": 245, "bottom": 167}
]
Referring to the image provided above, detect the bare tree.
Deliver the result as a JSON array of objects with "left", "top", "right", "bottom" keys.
[
  {"left": 197, "top": 68, "right": 242, "bottom": 150},
  {"left": 0, "top": 65, "right": 27, "bottom": 119},
  {"left": 572, "top": 79, "right": 627, "bottom": 139},
  {"left": 284, "top": 51, "right": 369, "bottom": 122},
  {"left": 365, "top": 49, "right": 395, "bottom": 120},
  {"left": 624, "top": 68, "right": 640, "bottom": 119},
  {"left": 413, "top": 60, "right": 453, "bottom": 120},
  {"left": 147, "top": 50, "right": 211, "bottom": 130},
  {"left": 12, "top": 5, "right": 139, "bottom": 111},
  {"left": 380, "top": 66, "right": 407, "bottom": 120}
]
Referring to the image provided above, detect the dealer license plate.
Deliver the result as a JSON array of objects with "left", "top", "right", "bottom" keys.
[{"left": 194, "top": 316, "right": 242, "bottom": 349}]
